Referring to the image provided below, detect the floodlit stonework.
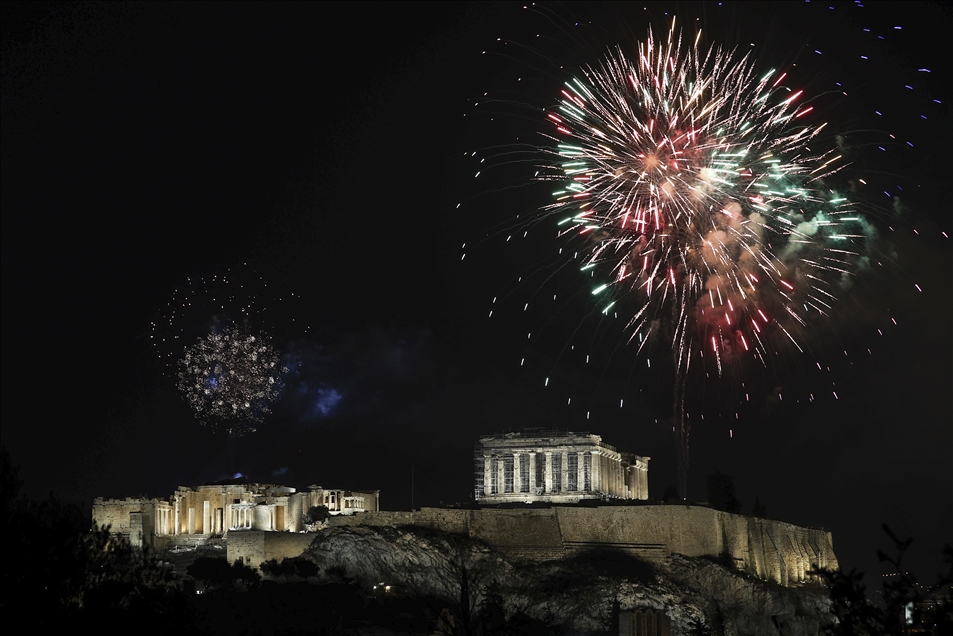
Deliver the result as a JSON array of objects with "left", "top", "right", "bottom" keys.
[
  {"left": 316, "top": 505, "right": 837, "bottom": 587},
  {"left": 475, "top": 430, "right": 649, "bottom": 504},
  {"left": 93, "top": 481, "right": 378, "bottom": 550},
  {"left": 94, "top": 430, "right": 837, "bottom": 592}
]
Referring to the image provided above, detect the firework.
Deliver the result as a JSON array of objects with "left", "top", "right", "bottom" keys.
[
  {"left": 177, "top": 324, "right": 287, "bottom": 435},
  {"left": 541, "top": 24, "right": 870, "bottom": 379},
  {"left": 150, "top": 265, "right": 307, "bottom": 376},
  {"left": 527, "top": 22, "right": 879, "bottom": 497},
  {"left": 150, "top": 265, "right": 309, "bottom": 434},
  {"left": 151, "top": 268, "right": 263, "bottom": 377}
]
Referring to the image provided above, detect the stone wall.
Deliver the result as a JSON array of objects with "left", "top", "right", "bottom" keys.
[
  {"left": 224, "top": 505, "right": 835, "bottom": 587},
  {"left": 323, "top": 505, "right": 836, "bottom": 586},
  {"left": 92, "top": 497, "right": 162, "bottom": 548},
  {"left": 227, "top": 530, "right": 318, "bottom": 569}
]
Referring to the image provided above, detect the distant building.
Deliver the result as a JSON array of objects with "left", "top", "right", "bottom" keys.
[
  {"left": 92, "top": 481, "right": 378, "bottom": 550},
  {"left": 474, "top": 430, "right": 649, "bottom": 504}
]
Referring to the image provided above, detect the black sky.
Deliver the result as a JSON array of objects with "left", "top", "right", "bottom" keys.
[{"left": 2, "top": 1, "right": 950, "bottom": 592}]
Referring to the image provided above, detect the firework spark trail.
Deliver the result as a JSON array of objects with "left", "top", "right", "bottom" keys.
[
  {"left": 150, "top": 265, "right": 307, "bottom": 379},
  {"left": 151, "top": 269, "right": 263, "bottom": 377},
  {"left": 542, "top": 25, "right": 870, "bottom": 376},
  {"left": 177, "top": 324, "right": 287, "bottom": 436},
  {"left": 538, "top": 23, "right": 872, "bottom": 497}
]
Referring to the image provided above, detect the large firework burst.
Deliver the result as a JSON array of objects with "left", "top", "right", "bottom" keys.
[
  {"left": 536, "top": 23, "right": 873, "bottom": 497},
  {"left": 177, "top": 325, "right": 287, "bottom": 435},
  {"left": 150, "top": 265, "right": 306, "bottom": 378},
  {"left": 541, "top": 25, "right": 869, "bottom": 378}
]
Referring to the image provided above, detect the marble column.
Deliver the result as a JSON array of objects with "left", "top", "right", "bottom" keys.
[
  {"left": 544, "top": 452, "right": 553, "bottom": 493},
  {"left": 577, "top": 452, "right": 585, "bottom": 492},
  {"left": 610, "top": 460, "right": 617, "bottom": 497},
  {"left": 497, "top": 455, "right": 505, "bottom": 495},
  {"left": 615, "top": 459, "right": 622, "bottom": 496},
  {"left": 631, "top": 465, "right": 638, "bottom": 499},
  {"left": 608, "top": 458, "right": 614, "bottom": 496},
  {"left": 592, "top": 451, "right": 602, "bottom": 495},
  {"left": 514, "top": 453, "right": 522, "bottom": 493},
  {"left": 561, "top": 451, "right": 569, "bottom": 492},
  {"left": 528, "top": 453, "right": 537, "bottom": 493},
  {"left": 483, "top": 455, "right": 491, "bottom": 497},
  {"left": 640, "top": 463, "right": 648, "bottom": 500}
]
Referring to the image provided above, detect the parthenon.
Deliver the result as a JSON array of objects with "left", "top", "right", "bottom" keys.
[{"left": 474, "top": 430, "right": 649, "bottom": 504}]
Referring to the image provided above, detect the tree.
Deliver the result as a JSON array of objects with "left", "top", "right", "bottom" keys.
[
  {"left": 307, "top": 505, "right": 330, "bottom": 523},
  {"left": 818, "top": 525, "right": 952, "bottom": 636},
  {"left": 876, "top": 525, "right": 952, "bottom": 635},
  {"left": 1, "top": 448, "right": 190, "bottom": 631},
  {"left": 705, "top": 469, "right": 741, "bottom": 513},
  {"left": 750, "top": 494, "right": 767, "bottom": 518},
  {"left": 662, "top": 484, "right": 680, "bottom": 502},
  {"left": 260, "top": 557, "right": 320, "bottom": 580},
  {"left": 187, "top": 557, "right": 260, "bottom": 593}
]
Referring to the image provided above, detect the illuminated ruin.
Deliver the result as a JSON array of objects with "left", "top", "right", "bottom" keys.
[
  {"left": 92, "top": 481, "right": 378, "bottom": 550},
  {"left": 474, "top": 430, "right": 649, "bottom": 504}
]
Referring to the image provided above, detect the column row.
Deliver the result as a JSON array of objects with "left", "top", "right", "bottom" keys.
[{"left": 484, "top": 450, "right": 618, "bottom": 496}]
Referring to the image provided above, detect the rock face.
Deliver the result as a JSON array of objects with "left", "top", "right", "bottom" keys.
[
  {"left": 302, "top": 524, "right": 834, "bottom": 635},
  {"left": 667, "top": 555, "right": 832, "bottom": 636},
  {"left": 325, "top": 505, "right": 837, "bottom": 587}
]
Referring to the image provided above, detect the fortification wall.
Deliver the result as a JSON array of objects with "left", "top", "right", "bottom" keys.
[
  {"left": 227, "top": 530, "right": 318, "bottom": 569},
  {"left": 465, "top": 508, "right": 566, "bottom": 560},
  {"left": 92, "top": 497, "right": 143, "bottom": 534},
  {"left": 92, "top": 497, "right": 159, "bottom": 548},
  {"left": 325, "top": 505, "right": 836, "bottom": 586},
  {"left": 227, "top": 505, "right": 834, "bottom": 586},
  {"left": 555, "top": 506, "right": 835, "bottom": 584},
  {"left": 227, "top": 531, "right": 263, "bottom": 567},
  {"left": 328, "top": 510, "right": 465, "bottom": 532}
]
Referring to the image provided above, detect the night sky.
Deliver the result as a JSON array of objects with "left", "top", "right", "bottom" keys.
[{"left": 2, "top": 1, "right": 950, "bottom": 592}]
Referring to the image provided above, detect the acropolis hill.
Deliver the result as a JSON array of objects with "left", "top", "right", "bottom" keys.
[{"left": 94, "top": 430, "right": 837, "bottom": 589}]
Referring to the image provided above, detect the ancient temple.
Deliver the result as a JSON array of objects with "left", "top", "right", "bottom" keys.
[
  {"left": 93, "top": 481, "right": 379, "bottom": 550},
  {"left": 474, "top": 430, "right": 649, "bottom": 504}
]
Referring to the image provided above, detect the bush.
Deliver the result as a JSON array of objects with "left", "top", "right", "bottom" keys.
[
  {"left": 260, "top": 557, "right": 319, "bottom": 579},
  {"left": 187, "top": 557, "right": 260, "bottom": 592}
]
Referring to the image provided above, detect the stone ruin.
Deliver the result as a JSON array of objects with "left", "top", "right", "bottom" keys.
[
  {"left": 475, "top": 430, "right": 650, "bottom": 503},
  {"left": 92, "top": 480, "right": 379, "bottom": 551},
  {"left": 93, "top": 430, "right": 836, "bottom": 590}
]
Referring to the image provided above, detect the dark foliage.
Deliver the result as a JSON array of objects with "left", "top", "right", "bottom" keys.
[
  {"left": 818, "top": 525, "right": 952, "bottom": 636},
  {"left": 559, "top": 546, "right": 658, "bottom": 583},
  {"left": 705, "top": 468, "right": 742, "bottom": 514},
  {"left": 260, "top": 556, "right": 320, "bottom": 579},
  {"left": 1, "top": 449, "right": 193, "bottom": 632},
  {"left": 751, "top": 494, "right": 767, "bottom": 518},
  {"left": 306, "top": 504, "right": 330, "bottom": 524},
  {"left": 187, "top": 557, "right": 261, "bottom": 592},
  {"left": 188, "top": 580, "right": 369, "bottom": 635}
]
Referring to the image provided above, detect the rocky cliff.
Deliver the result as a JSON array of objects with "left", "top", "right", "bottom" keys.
[
  {"left": 325, "top": 505, "right": 837, "bottom": 587},
  {"left": 301, "top": 524, "right": 834, "bottom": 635}
]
